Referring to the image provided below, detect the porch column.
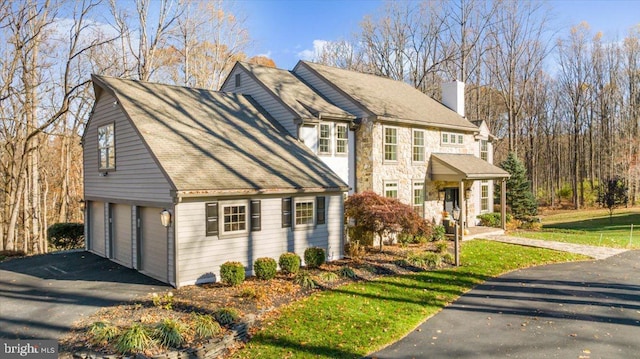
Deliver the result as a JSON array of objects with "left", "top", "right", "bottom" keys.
[
  {"left": 459, "top": 180, "right": 465, "bottom": 241},
  {"left": 501, "top": 179, "right": 507, "bottom": 230}
]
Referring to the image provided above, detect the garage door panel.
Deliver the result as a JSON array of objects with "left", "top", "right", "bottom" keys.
[
  {"left": 112, "top": 204, "right": 132, "bottom": 267},
  {"left": 90, "top": 201, "right": 105, "bottom": 256},
  {"left": 140, "top": 207, "right": 167, "bottom": 282}
]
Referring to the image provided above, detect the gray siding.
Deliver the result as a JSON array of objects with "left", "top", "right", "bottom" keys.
[
  {"left": 294, "top": 65, "right": 370, "bottom": 118},
  {"left": 220, "top": 67, "right": 298, "bottom": 136},
  {"left": 174, "top": 194, "right": 344, "bottom": 287},
  {"left": 84, "top": 92, "right": 173, "bottom": 203}
]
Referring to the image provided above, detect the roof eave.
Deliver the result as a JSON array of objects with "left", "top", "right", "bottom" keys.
[{"left": 176, "top": 186, "right": 350, "bottom": 199}]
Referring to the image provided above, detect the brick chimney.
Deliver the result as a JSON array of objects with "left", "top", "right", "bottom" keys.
[{"left": 441, "top": 81, "right": 465, "bottom": 117}]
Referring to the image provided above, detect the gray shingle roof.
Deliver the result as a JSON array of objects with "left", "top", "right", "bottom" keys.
[
  {"left": 298, "top": 61, "right": 479, "bottom": 131},
  {"left": 92, "top": 75, "right": 348, "bottom": 195},
  {"left": 236, "top": 62, "right": 355, "bottom": 121},
  {"left": 431, "top": 153, "right": 510, "bottom": 180}
]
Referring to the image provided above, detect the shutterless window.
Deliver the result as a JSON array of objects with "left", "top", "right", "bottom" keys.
[
  {"left": 319, "top": 123, "right": 331, "bottom": 154},
  {"left": 384, "top": 181, "right": 398, "bottom": 198},
  {"left": 384, "top": 127, "right": 397, "bottom": 161},
  {"left": 413, "top": 130, "right": 425, "bottom": 162},
  {"left": 295, "top": 200, "right": 314, "bottom": 225},
  {"left": 481, "top": 181, "right": 489, "bottom": 212},
  {"left": 413, "top": 181, "right": 424, "bottom": 215},
  {"left": 222, "top": 204, "right": 247, "bottom": 233},
  {"left": 98, "top": 123, "right": 115, "bottom": 170},
  {"left": 480, "top": 140, "right": 488, "bottom": 161},
  {"left": 335, "top": 124, "right": 348, "bottom": 154}
]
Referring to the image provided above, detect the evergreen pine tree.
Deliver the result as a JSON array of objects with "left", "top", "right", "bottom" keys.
[{"left": 499, "top": 152, "right": 538, "bottom": 220}]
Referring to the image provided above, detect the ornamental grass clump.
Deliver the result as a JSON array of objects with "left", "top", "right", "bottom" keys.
[
  {"left": 220, "top": 261, "right": 245, "bottom": 286},
  {"left": 303, "top": 247, "right": 325, "bottom": 268},
  {"left": 191, "top": 313, "right": 221, "bottom": 339},
  {"left": 154, "top": 318, "right": 185, "bottom": 348},
  {"left": 214, "top": 307, "right": 240, "bottom": 326},
  {"left": 278, "top": 252, "right": 301, "bottom": 274},
  {"left": 115, "top": 323, "right": 154, "bottom": 354},
  {"left": 254, "top": 257, "right": 277, "bottom": 280},
  {"left": 294, "top": 270, "right": 317, "bottom": 289},
  {"left": 88, "top": 321, "right": 120, "bottom": 345}
]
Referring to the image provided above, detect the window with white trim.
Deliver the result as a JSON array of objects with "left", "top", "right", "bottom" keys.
[
  {"left": 295, "top": 199, "right": 315, "bottom": 226},
  {"left": 222, "top": 203, "right": 248, "bottom": 234},
  {"left": 480, "top": 140, "right": 488, "bottom": 161},
  {"left": 335, "top": 124, "right": 347, "bottom": 154},
  {"left": 481, "top": 181, "right": 489, "bottom": 212},
  {"left": 442, "top": 131, "right": 464, "bottom": 146},
  {"left": 384, "top": 127, "right": 397, "bottom": 161},
  {"left": 413, "top": 181, "right": 424, "bottom": 216},
  {"left": 98, "top": 123, "right": 115, "bottom": 170},
  {"left": 384, "top": 181, "right": 398, "bottom": 198},
  {"left": 206, "top": 200, "right": 260, "bottom": 237},
  {"left": 413, "top": 129, "right": 425, "bottom": 162},
  {"left": 319, "top": 123, "right": 331, "bottom": 154}
]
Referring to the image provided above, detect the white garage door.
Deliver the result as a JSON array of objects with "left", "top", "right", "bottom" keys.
[
  {"left": 111, "top": 204, "right": 132, "bottom": 267},
  {"left": 89, "top": 201, "right": 105, "bottom": 256},
  {"left": 139, "top": 207, "right": 167, "bottom": 282}
]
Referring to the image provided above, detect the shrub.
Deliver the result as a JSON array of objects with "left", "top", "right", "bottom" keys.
[
  {"left": 499, "top": 152, "right": 538, "bottom": 219},
  {"left": 344, "top": 241, "right": 365, "bottom": 258},
  {"left": 442, "top": 252, "right": 455, "bottom": 264},
  {"left": 47, "top": 223, "right": 84, "bottom": 250},
  {"left": 476, "top": 213, "right": 512, "bottom": 228},
  {"left": 278, "top": 252, "right": 301, "bottom": 275},
  {"left": 406, "top": 252, "right": 426, "bottom": 268},
  {"left": 398, "top": 233, "right": 412, "bottom": 247},
  {"left": 0, "top": 250, "right": 26, "bottom": 262},
  {"left": 213, "top": 308, "right": 239, "bottom": 326},
  {"left": 89, "top": 321, "right": 120, "bottom": 345},
  {"left": 347, "top": 226, "right": 374, "bottom": 247},
  {"left": 254, "top": 257, "right": 277, "bottom": 280},
  {"left": 435, "top": 240, "right": 448, "bottom": 254},
  {"left": 190, "top": 313, "right": 220, "bottom": 339},
  {"left": 431, "top": 225, "right": 446, "bottom": 242},
  {"left": 423, "top": 252, "right": 443, "bottom": 268},
  {"left": 303, "top": 247, "right": 325, "bottom": 268},
  {"left": 294, "top": 270, "right": 317, "bottom": 289},
  {"left": 220, "top": 261, "right": 245, "bottom": 286},
  {"left": 154, "top": 318, "right": 185, "bottom": 348},
  {"left": 319, "top": 271, "right": 339, "bottom": 283},
  {"left": 115, "top": 323, "right": 154, "bottom": 354},
  {"left": 239, "top": 287, "right": 266, "bottom": 301},
  {"left": 337, "top": 266, "right": 356, "bottom": 279},
  {"left": 151, "top": 292, "right": 174, "bottom": 310}
]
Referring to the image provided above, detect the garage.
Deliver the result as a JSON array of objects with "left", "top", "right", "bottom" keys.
[
  {"left": 138, "top": 206, "right": 168, "bottom": 282},
  {"left": 88, "top": 201, "right": 105, "bottom": 256},
  {"left": 110, "top": 203, "right": 132, "bottom": 267}
]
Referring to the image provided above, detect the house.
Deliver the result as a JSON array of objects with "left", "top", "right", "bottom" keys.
[
  {"left": 223, "top": 61, "right": 509, "bottom": 231},
  {"left": 83, "top": 75, "right": 348, "bottom": 287}
]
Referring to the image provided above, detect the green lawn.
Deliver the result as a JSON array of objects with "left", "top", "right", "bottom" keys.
[
  {"left": 513, "top": 207, "right": 640, "bottom": 248},
  {"left": 232, "top": 240, "right": 585, "bottom": 359}
]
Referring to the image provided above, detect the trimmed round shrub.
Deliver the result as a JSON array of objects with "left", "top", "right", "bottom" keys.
[
  {"left": 47, "top": 223, "right": 84, "bottom": 250},
  {"left": 278, "top": 252, "right": 301, "bottom": 274},
  {"left": 220, "top": 261, "right": 245, "bottom": 286},
  {"left": 253, "top": 257, "right": 277, "bottom": 280},
  {"left": 303, "top": 247, "right": 326, "bottom": 269}
]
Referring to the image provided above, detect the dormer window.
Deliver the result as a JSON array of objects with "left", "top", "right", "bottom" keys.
[{"left": 235, "top": 73, "right": 241, "bottom": 88}]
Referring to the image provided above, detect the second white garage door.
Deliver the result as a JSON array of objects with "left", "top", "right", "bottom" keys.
[{"left": 139, "top": 207, "right": 168, "bottom": 282}]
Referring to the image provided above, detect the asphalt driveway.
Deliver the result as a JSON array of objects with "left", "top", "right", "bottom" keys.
[
  {"left": 0, "top": 251, "right": 168, "bottom": 339},
  {"left": 371, "top": 250, "right": 640, "bottom": 358}
]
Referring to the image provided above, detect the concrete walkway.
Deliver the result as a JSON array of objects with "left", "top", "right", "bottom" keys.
[{"left": 485, "top": 235, "right": 628, "bottom": 260}]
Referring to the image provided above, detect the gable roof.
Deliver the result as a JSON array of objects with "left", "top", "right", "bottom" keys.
[
  {"left": 227, "top": 62, "right": 356, "bottom": 122},
  {"left": 430, "top": 153, "right": 510, "bottom": 181},
  {"left": 91, "top": 75, "right": 349, "bottom": 197},
  {"left": 296, "top": 61, "right": 479, "bottom": 132}
]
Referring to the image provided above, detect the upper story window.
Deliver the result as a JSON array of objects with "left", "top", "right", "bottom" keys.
[
  {"left": 412, "top": 129, "right": 425, "bottom": 162},
  {"left": 442, "top": 131, "right": 464, "bottom": 146},
  {"left": 384, "top": 127, "right": 398, "bottom": 161},
  {"left": 318, "top": 123, "right": 331, "bottom": 154},
  {"left": 480, "top": 140, "right": 488, "bottom": 161},
  {"left": 384, "top": 181, "right": 398, "bottom": 198},
  {"left": 335, "top": 124, "right": 348, "bottom": 155},
  {"left": 98, "top": 123, "right": 115, "bottom": 170},
  {"left": 235, "top": 73, "right": 241, "bottom": 88}
]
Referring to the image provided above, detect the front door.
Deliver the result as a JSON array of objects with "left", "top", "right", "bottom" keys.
[{"left": 444, "top": 188, "right": 459, "bottom": 213}]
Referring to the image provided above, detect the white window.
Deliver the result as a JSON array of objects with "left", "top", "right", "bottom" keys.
[
  {"left": 413, "top": 181, "right": 424, "bottom": 215},
  {"left": 413, "top": 129, "right": 425, "bottom": 162},
  {"left": 384, "top": 181, "right": 398, "bottom": 199},
  {"left": 481, "top": 181, "right": 489, "bottom": 212},
  {"left": 335, "top": 124, "right": 348, "bottom": 154},
  {"left": 442, "top": 131, "right": 464, "bottom": 146},
  {"left": 480, "top": 140, "right": 488, "bottom": 161},
  {"left": 98, "top": 123, "right": 115, "bottom": 170},
  {"left": 295, "top": 199, "right": 315, "bottom": 226},
  {"left": 222, "top": 203, "right": 248, "bottom": 234},
  {"left": 319, "top": 123, "right": 331, "bottom": 154},
  {"left": 384, "top": 127, "right": 398, "bottom": 161}
]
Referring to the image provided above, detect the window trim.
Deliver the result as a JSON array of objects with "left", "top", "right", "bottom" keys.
[
  {"left": 384, "top": 180, "right": 398, "bottom": 199},
  {"left": 412, "top": 129, "right": 425, "bottom": 163},
  {"left": 221, "top": 200, "right": 249, "bottom": 235},
  {"left": 383, "top": 126, "right": 398, "bottom": 162},
  {"left": 335, "top": 123, "right": 348, "bottom": 155},
  {"left": 98, "top": 123, "right": 115, "bottom": 171},
  {"left": 318, "top": 123, "right": 332, "bottom": 155},
  {"left": 441, "top": 131, "right": 464, "bottom": 146},
  {"left": 294, "top": 197, "right": 315, "bottom": 228}
]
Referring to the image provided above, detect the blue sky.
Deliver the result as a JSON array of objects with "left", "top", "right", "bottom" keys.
[{"left": 238, "top": 0, "right": 640, "bottom": 70}]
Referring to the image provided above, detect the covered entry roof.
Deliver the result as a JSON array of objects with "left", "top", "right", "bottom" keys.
[{"left": 430, "top": 153, "right": 510, "bottom": 181}]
